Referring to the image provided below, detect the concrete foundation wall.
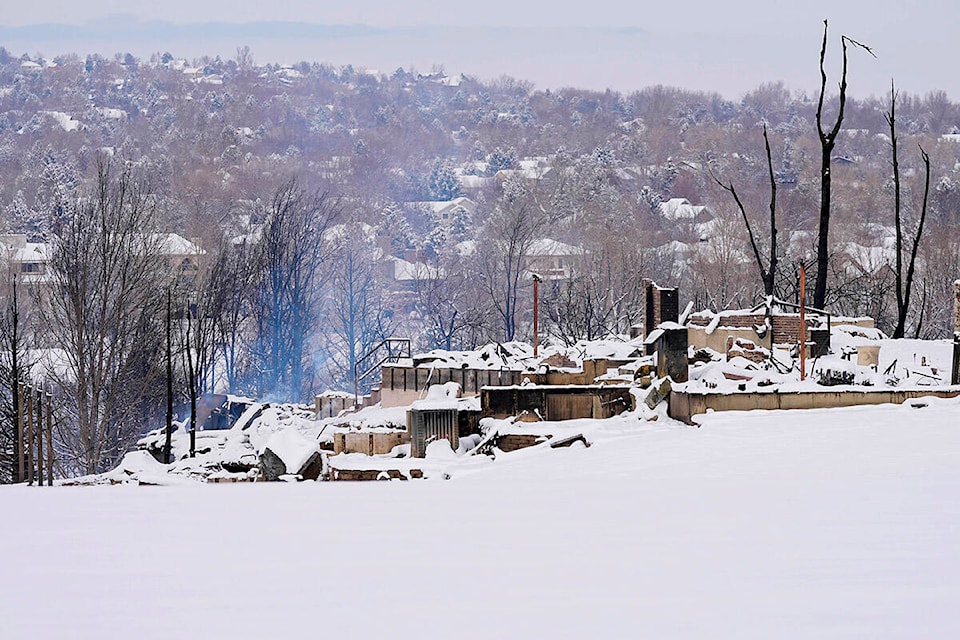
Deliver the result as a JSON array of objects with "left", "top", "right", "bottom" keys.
[
  {"left": 669, "top": 388, "right": 960, "bottom": 424},
  {"left": 333, "top": 431, "right": 409, "bottom": 455},
  {"left": 689, "top": 326, "right": 771, "bottom": 354}
]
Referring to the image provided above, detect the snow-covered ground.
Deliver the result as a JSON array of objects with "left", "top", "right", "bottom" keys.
[{"left": 2, "top": 398, "right": 959, "bottom": 639}]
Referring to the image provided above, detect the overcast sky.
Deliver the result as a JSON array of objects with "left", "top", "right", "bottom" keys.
[
  {"left": 0, "top": 1, "right": 933, "bottom": 30},
  {"left": 2, "top": 1, "right": 956, "bottom": 98}
]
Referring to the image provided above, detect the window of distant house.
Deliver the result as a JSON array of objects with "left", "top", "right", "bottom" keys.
[
  {"left": 442, "top": 213, "right": 449, "bottom": 219},
  {"left": 20, "top": 263, "right": 41, "bottom": 273}
]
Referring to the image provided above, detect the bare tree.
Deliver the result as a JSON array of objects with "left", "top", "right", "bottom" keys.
[
  {"left": 164, "top": 289, "right": 173, "bottom": 464},
  {"left": 42, "top": 157, "right": 167, "bottom": 475},
  {"left": 412, "top": 250, "right": 481, "bottom": 351},
  {"left": 208, "top": 238, "right": 257, "bottom": 394},
  {"left": 813, "top": 19, "right": 874, "bottom": 309},
  {"left": 321, "top": 223, "right": 393, "bottom": 394},
  {"left": 252, "top": 179, "right": 339, "bottom": 401},
  {"left": 886, "top": 82, "right": 932, "bottom": 338},
  {"left": 544, "top": 237, "right": 646, "bottom": 343},
  {"left": 712, "top": 123, "right": 779, "bottom": 297},
  {"left": 475, "top": 178, "right": 542, "bottom": 341}
]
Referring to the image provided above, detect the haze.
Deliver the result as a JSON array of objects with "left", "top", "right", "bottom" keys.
[{"left": 1, "top": 0, "right": 956, "bottom": 98}]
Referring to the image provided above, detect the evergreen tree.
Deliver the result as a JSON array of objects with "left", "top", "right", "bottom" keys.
[{"left": 428, "top": 160, "right": 462, "bottom": 200}]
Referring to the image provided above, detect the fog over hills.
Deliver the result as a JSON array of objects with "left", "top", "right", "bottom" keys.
[{"left": 0, "top": 16, "right": 954, "bottom": 98}]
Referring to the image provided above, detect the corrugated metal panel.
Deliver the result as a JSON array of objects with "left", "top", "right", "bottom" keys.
[{"left": 409, "top": 409, "right": 459, "bottom": 458}]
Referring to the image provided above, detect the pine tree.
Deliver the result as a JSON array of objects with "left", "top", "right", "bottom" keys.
[
  {"left": 380, "top": 203, "right": 414, "bottom": 257},
  {"left": 428, "top": 160, "right": 462, "bottom": 200}
]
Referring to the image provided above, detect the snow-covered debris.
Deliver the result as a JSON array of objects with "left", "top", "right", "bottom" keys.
[
  {"left": 260, "top": 429, "right": 322, "bottom": 480},
  {"left": 410, "top": 382, "right": 461, "bottom": 410},
  {"left": 412, "top": 341, "right": 536, "bottom": 370}
]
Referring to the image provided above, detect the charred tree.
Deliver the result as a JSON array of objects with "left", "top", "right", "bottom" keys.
[
  {"left": 886, "top": 82, "right": 932, "bottom": 338},
  {"left": 713, "top": 123, "right": 779, "bottom": 297},
  {"left": 813, "top": 20, "right": 874, "bottom": 309}
]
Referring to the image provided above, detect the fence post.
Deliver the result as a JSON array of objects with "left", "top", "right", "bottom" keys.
[
  {"left": 15, "top": 382, "right": 24, "bottom": 483},
  {"left": 46, "top": 388, "right": 54, "bottom": 486},
  {"left": 26, "top": 386, "right": 34, "bottom": 485},
  {"left": 35, "top": 387, "right": 44, "bottom": 486}
]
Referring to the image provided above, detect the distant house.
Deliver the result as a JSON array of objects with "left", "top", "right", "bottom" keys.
[
  {"left": 0, "top": 234, "right": 50, "bottom": 285},
  {"left": 523, "top": 238, "right": 584, "bottom": 281},
  {"left": 658, "top": 198, "right": 711, "bottom": 223},
  {"left": 378, "top": 254, "right": 443, "bottom": 295},
  {"left": 152, "top": 233, "right": 206, "bottom": 284},
  {"left": 454, "top": 236, "right": 585, "bottom": 281},
  {"left": 417, "top": 71, "right": 468, "bottom": 87},
  {"left": 494, "top": 165, "right": 551, "bottom": 182},
  {"left": 409, "top": 197, "right": 477, "bottom": 226}
]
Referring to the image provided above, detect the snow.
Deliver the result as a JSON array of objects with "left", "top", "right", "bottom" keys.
[
  {"left": 384, "top": 255, "right": 442, "bottom": 281},
  {"left": 41, "top": 110, "right": 80, "bottom": 131},
  {"left": 410, "top": 381, "right": 462, "bottom": 410},
  {"left": 98, "top": 107, "right": 126, "bottom": 120},
  {"left": 2, "top": 398, "right": 959, "bottom": 638},
  {"left": 262, "top": 428, "right": 319, "bottom": 473},
  {"left": 150, "top": 232, "right": 204, "bottom": 256},
  {"left": 659, "top": 197, "right": 707, "bottom": 221},
  {"left": 412, "top": 341, "right": 536, "bottom": 370},
  {"left": 525, "top": 237, "right": 584, "bottom": 257}
]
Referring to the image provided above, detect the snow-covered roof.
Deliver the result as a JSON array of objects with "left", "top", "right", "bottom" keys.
[
  {"left": 525, "top": 238, "right": 583, "bottom": 257},
  {"left": 459, "top": 175, "right": 494, "bottom": 189},
  {"left": 657, "top": 240, "right": 696, "bottom": 255},
  {"left": 385, "top": 256, "right": 442, "bottom": 282},
  {"left": 659, "top": 198, "right": 708, "bottom": 221},
  {"left": 454, "top": 239, "right": 476, "bottom": 257},
  {"left": 98, "top": 107, "right": 126, "bottom": 120},
  {"left": 9, "top": 243, "right": 48, "bottom": 264},
  {"left": 840, "top": 241, "right": 896, "bottom": 273},
  {"left": 151, "top": 233, "right": 205, "bottom": 256},
  {"left": 495, "top": 167, "right": 549, "bottom": 180},
  {"left": 409, "top": 197, "right": 476, "bottom": 215},
  {"left": 42, "top": 111, "right": 81, "bottom": 132},
  {"left": 324, "top": 222, "right": 376, "bottom": 245},
  {"left": 412, "top": 342, "right": 536, "bottom": 371}
]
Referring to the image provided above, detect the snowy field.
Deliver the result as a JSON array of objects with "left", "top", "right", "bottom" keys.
[{"left": 2, "top": 399, "right": 959, "bottom": 639}]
